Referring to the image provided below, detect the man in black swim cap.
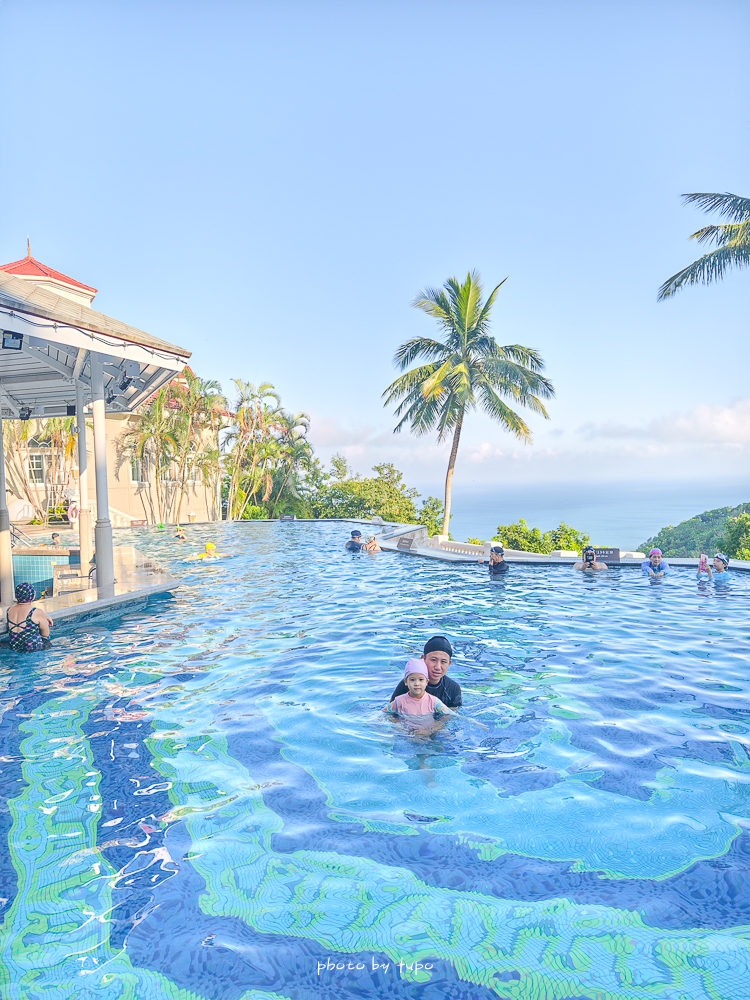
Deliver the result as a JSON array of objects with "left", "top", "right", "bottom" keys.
[
  {"left": 487, "top": 545, "right": 509, "bottom": 576},
  {"left": 389, "top": 635, "right": 462, "bottom": 708},
  {"left": 345, "top": 529, "right": 363, "bottom": 552}
]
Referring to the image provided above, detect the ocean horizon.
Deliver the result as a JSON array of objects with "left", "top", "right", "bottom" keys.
[{"left": 411, "top": 479, "right": 750, "bottom": 550}]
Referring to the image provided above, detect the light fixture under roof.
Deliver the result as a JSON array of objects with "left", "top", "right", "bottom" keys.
[{"left": 1, "top": 331, "right": 22, "bottom": 350}]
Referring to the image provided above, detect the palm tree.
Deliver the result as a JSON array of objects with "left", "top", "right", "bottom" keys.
[
  {"left": 169, "top": 371, "right": 225, "bottom": 523},
  {"left": 120, "top": 388, "right": 178, "bottom": 522},
  {"left": 224, "top": 381, "right": 280, "bottom": 519},
  {"left": 658, "top": 192, "right": 750, "bottom": 299},
  {"left": 4, "top": 419, "right": 46, "bottom": 522},
  {"left": 267, "top": 411, "right": 313, "bottom": 517},
  {"left": 384, "top": 271, "right": 554, "bottom": 536}
]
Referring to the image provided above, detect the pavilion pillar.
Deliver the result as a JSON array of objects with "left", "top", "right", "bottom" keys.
[
  {"left": 0, "top": 419, "right": 14, "bottom": 606},
  {"left": 90, "top": 355, "right": 115, "bottom": 588},
  {"left": 75, "top": 382, "right": 93, "bottom": 574}
]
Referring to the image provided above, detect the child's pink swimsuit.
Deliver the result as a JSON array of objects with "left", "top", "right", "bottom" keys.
[{"left": 391, "top": 692, "right": 448, "bottom": 716}]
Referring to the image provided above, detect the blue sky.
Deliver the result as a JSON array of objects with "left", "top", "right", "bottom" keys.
[{"left": 1, "top": 0, "right": 748, "bottom": 494}]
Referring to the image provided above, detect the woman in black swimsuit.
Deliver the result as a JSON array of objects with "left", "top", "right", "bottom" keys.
[{"left": 7, "top": 583, "right": 53, "bottom": 652}]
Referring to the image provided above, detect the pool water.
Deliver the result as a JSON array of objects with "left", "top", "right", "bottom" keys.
[{"left": 0, "top": 521, "right": 748, "bottom": 1000}]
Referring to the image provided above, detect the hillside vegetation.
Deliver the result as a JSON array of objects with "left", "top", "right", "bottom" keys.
[{"left": 640, "top": 502, "right": 750, "bottom": 558}]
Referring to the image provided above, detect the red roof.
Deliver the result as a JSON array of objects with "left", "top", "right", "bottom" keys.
[{"left": 0, "top": 253, "right": 97, "bottom": 294}]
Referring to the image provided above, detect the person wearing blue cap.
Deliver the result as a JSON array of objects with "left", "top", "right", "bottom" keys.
[
  {"left": 345, "top": 529, "right": 363, "bottom": 552},
  {"left": 7, "top": 583, "right": 53, "bottom": 652},
  {"left": 389, "top": 635, "right": 462, "bottom": 709}
]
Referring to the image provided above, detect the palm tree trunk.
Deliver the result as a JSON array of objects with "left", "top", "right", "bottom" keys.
[{"left": 442, "top": 411, "right": 464, "bottom": 536}]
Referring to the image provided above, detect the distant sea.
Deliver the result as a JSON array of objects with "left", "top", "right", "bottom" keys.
[{"left": 413, "top": 480, "right": 750, "bottom": 550}]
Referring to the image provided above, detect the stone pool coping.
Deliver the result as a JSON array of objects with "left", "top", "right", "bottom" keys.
[{"left": 208, "top": 517, "right": 750, "bottom": 571}]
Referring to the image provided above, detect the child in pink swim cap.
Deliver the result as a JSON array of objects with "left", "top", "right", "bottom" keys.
[{"left": 383, "top": 658, "right": 454, "bottom": 718}]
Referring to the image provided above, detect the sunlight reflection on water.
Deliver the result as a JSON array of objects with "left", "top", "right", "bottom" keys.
[{"left": 0, "top": 521, "right": 748, "bottom": 999}]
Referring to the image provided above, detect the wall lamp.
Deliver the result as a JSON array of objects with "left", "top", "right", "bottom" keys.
[{"left": 2, "top": 331, "right": 23, "bottom": 350}]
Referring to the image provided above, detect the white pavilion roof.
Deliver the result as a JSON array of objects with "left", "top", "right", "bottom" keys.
[{"left": 0, "top": 271, "right": 191, "bottom": 418}]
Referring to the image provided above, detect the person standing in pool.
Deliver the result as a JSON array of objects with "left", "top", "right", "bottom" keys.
[
  {"left": 345, "top": 530, "right": 363, "bottom": 552},
  {"left": 486, "top": 546, "right": 509, "bottom": 576},
  {"left": 699, "top": 552, "right": 730, "bottom": 581},
  {"left": 574, "top": 546, "right": 608, "bottom": 571},
  {"left": 389, "top": 635, "right": 462, "bottom": 709},
  {"left": 383, "top": 660, "right": 455, "bottom": 718},
  {"left": 7, "top": 583, "right": 53, "bottom": 652},
  {"left": 642, "top": 548, "right": 670, "bottom": 577}
]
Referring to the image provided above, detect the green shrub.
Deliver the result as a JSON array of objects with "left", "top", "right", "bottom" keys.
[
  {"left": 495, "top": 518, "right": 591, "bottom": 554},
  {"left": 723, "top": 511, "right": 750, "bottom": 558},
  {"left": 419, "top": 496, "right": 447, "bottom": 536},
  {"left": 242, "top": 504, "right": 268, "bottom": 520},
  {"left": 467, "top": 537, "right": 485, "bottom": 545},
  {"left": 311, "top": 462, "right": 420, "bottom": 523}
]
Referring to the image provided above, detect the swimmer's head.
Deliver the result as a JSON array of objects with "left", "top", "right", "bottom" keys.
[
  {"left": 423, "top": 635, "right": 452, "bottom": 683},
  {"left": 404, "top": 658, "right": 428, "bottom": 681},
  {"left": 404, "top": 658, "right": 429, "bottom": 697},
  {"left": 491, "top": 546, "right": 504, "bottom": 555},
  {"left": 15, "top": 583, "right": 35, "bottom": 603},
  {"left": 714, "top": 552, "right": 729, "bottom": 566},
  {"left": 583, "top": 545, "right": 595, "bottom": 562},
  {"left": 205, "top": 543, "right": 216, "bottom": 551}
]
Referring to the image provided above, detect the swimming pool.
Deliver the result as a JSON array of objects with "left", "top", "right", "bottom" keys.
[{"left": 0, "top": 521, "right": 748, "bottom": 1000}]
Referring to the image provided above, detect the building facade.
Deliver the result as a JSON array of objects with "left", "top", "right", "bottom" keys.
[{"left": 0, "top": 249, "right": 217, "bottom": 525}]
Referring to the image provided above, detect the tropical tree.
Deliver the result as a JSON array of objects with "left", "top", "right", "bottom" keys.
[
  {"left": 4, "top": 419, "right": 46, "bottom": 521},
  {"left": 311, "top": 461, "right": 421, "bottom": 522},
  {"left": 120, "top": 387, "right": 179, "bottom": 522},
  {"left": 658, "top": 193, "right": 750, "bottom": 299},
  {"left": 168, "top": 372, "right": 226, "bottom": 523},
  {"left": 195, "top": 443, "right": 223, "bottom": 521},
  {"left": 223, "top": 381, "right": 315, "bottom": 519},
  {"left": 266, "top": 411, "right": 314, "bottom": 517},
  {"left": 224, "top": 381, "right": 280, "bottom": 519},
  {"left": 36, "top": 417, "right": 77, "bottom": 522},
  {"left": 383, "top": 271, "right": 554, "bottom": 535}
]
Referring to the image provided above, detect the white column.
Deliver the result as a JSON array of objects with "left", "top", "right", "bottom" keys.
[
  {"left": 90, "top": 355, "right": 115, "bottom": 588},
  {"left": 0, "top": 419, "right": 14, "bottom": 605},
  {"left": 75, "top": 382, "right": 93, "bottom": 573}
]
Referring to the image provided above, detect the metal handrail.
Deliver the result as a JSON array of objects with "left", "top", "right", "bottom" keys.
[{"left": 10, "top": 524, "right": 33, "bottom": 547}]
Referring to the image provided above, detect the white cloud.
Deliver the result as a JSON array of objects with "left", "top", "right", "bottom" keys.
[
  {"left": 465, "top": 442, "right": 505, "bottom": 463},
  {"left": 579, "top": 398, "right": 750, "bottom": 445},
  {"left": 307, "top": 401, "right": 750, "bottom": 488}
]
